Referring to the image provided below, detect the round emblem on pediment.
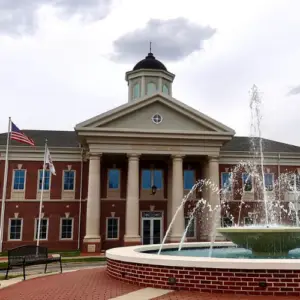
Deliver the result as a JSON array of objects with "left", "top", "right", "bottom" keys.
[{"left": 152, "top": 113, "right": 163, "bottom": 124}]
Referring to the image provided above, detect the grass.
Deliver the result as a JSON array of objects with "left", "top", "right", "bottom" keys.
[
  {"left": 0, "top": 250, "right": 82, "bottom": 257},
  {"left": 0, "top": 256, "right": 106, "bottom": 269}
]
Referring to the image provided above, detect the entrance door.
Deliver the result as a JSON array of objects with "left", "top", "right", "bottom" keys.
[{"left": 141, "top": 212, "right": 163, "bottom": 245}]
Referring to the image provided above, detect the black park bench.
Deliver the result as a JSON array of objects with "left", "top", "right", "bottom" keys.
[{"left": 5, "top": 245, "right": 62, "bottom": 280}]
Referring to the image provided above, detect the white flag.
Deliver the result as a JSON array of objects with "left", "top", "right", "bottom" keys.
[{"left": 45, "top": 146, "right": 56, "bottom": 175}]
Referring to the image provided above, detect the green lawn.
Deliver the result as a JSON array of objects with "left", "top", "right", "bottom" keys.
[
  {"left": 0, "top": 256, "right": 106, "bottom": 269},
  {"left": 0, "top": 250, "right": 82, "bottom": 257}
]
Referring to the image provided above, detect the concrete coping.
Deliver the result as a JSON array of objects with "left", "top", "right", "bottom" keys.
[{"left": 105, "top": 242, "right": 300, "bottom": 270}]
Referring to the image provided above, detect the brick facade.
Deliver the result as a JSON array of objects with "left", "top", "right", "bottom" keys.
[{"left": 107, "top": 258, "right": 300, "bottom": 296}]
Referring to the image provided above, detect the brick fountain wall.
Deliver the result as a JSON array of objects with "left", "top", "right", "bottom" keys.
[{"left": 107, "top": 258, "right": 300, "bottom": 296}]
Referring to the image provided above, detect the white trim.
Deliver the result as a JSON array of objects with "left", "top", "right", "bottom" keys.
[
  {"left": 59, "top": 217, "right": 74, "bottom": 240},
  {"left": 184, "top": 216, "right": 196, "bottom": 238},
  {"left": 37, "top": 169, "right": 52, "bottom": 191},
  {"left": 107, "top": 168, "right": 121, "bottom": 190},
  {"left": 8, "top": 218, "right": 23, "bottom": 241},
  {"left": 12, "top": 169, "right": 27, "bottom": 191},
  {"left": 141, "top": 168, "right": 164, "bottom": 190},
  {"left": 151, "top": 113, "right": 163, "bottom": 125},
  {"left": 34, "top": 217, "right": 49, "bottom": 241},
  {"left": 62, "top": 170, "right": 76, "bottom": 192},
  {"left": 106, "top": 217, "right": 120, "bottom": 240}
]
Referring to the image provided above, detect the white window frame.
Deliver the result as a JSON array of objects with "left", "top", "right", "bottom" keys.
[
  {"left": 8, "top": 218, "right": 23, "bottom": 241},
  {"left": 221, "top": 172, "right": 233, "bottom": 191},
  {"left": 184, "top": 216, "right": 196, "bottom": 238},
  {"left": 37, "top": 169, "right": 52, "bottom": 191},
  {"left": 107, "top": 168, "right": 121, "bottom": 190},
  {"left": 141, "top": 169, "right": 164, "bottom": 190},
  {"left": 242, "top": 172, "right": 253, "bottom": 192},
  {"left": 62, "top": 170, "right": 76, "bottom": 192},
  {"left": 59, "top": 217, "right": 74, "bottom": 240},
  {"left": 106, "top": 217, "right": 120, "bottom": 240},
  {"left": 264, "top": 172, "right": 274, "bottom": 191},
  {"left": 12, "top": 169, "right": 27, "bottom": 191},
  {"left": 34, "top": 218, "right": 49, "bottom": 241}
]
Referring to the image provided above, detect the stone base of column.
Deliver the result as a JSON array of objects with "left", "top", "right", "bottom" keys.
[
  {"left": 124, "top": 235, "right": 141, "bottom": 246},
  {"left": 82, "top": 237, "right": 101, "bottom": 253}
]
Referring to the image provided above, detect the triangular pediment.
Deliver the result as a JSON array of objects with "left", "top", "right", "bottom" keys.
[{"left": 75, "top": 93, "right": 235, "bottom": 134}]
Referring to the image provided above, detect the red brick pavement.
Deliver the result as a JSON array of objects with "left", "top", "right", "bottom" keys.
[
  {"left": 0, "top": 267, "right": 294, "bottom": 300},
  {"left": 0, "top": 267, "right": 141, "bottom": 300},
  {"left": 154, "top": 291, "right": 293, "bottom": 300}
]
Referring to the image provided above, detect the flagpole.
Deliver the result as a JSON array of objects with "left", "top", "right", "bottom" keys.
[
  {"left": 37, "top": 139, "right": 47, "bottom": 248},
  {"left": 0, "top": 117, "right": 11, "bottom": 253}
]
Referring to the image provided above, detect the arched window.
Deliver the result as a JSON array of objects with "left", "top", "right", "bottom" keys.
[
  {"left": 162, "top": 84, "right": 169, "bottom": 95},
  {"left": 133, "top": 83, "right": 140, "bottom": 99},
  {"left": 147, "top": 82, "right": 156, "bottom": 95}
]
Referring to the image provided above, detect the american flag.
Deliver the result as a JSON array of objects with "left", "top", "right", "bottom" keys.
[{"left": 11, "top": 122, "right": 35, "bottom": 146}]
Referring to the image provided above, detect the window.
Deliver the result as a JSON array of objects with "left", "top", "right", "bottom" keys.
[
  {"left": 60, "top": 218, "right": 73, "bottom": 239},
  {"left": 162, "top": 84, "right": 169, "bottom": 94},
  {"left": 13, "top": 169, "right": 26, "bottom": 190},
  {"left": 221, "top": 172, "right": 232, "bottom": 191},
  {"left": 108, "top": 169, "right": 120, "bottom": 189},
  {"left": 184, "top": 217, "right": 196, "bottom": 238},
  {"left": 264, "top": 173, "right": 274, "bottom": 191},
  {"left": 244, "top": 216, "right": 254, "bottom": 225},
  {"left": 222, "top": 217, "right": 233, "bottom": 227},
  {"left": 288, "top": 173, "right": 300, "bottom": 191},
  {"left": 133, "top": 83, "right": 140, "bottom": 99},
  {"left": 106, "top": 217, "right": 119, "bottom": 239},
  {"left": 142, "top": 169, "right": 163, "bottom": 189},
  {"left": 63, "top": 170, "right": 75, "bottom": 191},
  {"left": 9, "top": 218, "right": 23, "bottom": 240},
  {"left": 35, "top": 218, "right": 49, "bottom": 240},
  {"left": 147, "top": 82, "right": 156, "bottom": 95},
  {"left": 184, "top": 170, "right": 195, "bottom": 190},
  {"left": 242, "top": 173, "right": 252, "bottom": 192},
  {"left": 38, "top": 170, "right": 51, "bottom": 190},
  {"left": 152, "top": 113, "right": 163, "bottom": 124}
]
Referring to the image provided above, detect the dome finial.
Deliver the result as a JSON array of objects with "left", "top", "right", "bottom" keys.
[{"left": 149, "top": 41, "right": 152, "bottom": 53}]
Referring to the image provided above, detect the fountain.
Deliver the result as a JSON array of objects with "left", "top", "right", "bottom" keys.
[{"left": 106, "top": 85, "right": 300, "bottom": 296}]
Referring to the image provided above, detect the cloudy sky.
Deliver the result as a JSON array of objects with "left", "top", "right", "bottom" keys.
[{"left": 0, "top": 0, "right": 300, "bottom": 145}]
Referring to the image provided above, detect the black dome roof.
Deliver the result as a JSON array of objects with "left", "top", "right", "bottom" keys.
[{"left": 133, "top": 52, "right": 167, "bottom": 71}]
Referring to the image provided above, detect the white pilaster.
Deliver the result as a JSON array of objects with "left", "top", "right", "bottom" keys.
[
  {"left": 169, "top": 155, "right": 185, "bottom": 241},
  {"left": 208, "top": 156, "right": 222, "bottom": 239},
  {"left": 84, "top": 154, "right": 101, "bottom": 241},
  {"left": 167, "top": 160, "right": 173, "bottom": 227},
  {"left": 124, "top": 154, "right": 140, "bottom": 243}
]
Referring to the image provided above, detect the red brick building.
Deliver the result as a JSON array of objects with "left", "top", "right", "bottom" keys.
[{"left": 1, "top": 52, "right": 300, "bottom": 253}]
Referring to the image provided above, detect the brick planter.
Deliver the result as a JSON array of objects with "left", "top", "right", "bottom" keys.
[{"left": 107, "top": 258, "right": 300, "bottom": 296}]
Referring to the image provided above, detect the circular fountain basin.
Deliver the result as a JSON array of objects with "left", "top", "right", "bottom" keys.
[
  {"left": 106, "top": 242, "right": 300, "bottom": 296},
  {"left": 217, "top": 226, "right": 300, "bottom": 257}
]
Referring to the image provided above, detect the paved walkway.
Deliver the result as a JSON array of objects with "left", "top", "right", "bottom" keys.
[{"left": 0, "top": 267, "right": 294, "bottom": 300}]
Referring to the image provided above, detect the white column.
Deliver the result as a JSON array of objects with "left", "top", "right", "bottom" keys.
[
  {"left": 84, "top": 154, "right": 101, "bottom": 241},
  {"left": 169, "top": 155, "right": 185, "bottom": 242},
  {"left": 208, "top": 156, "right": 222, "bottom": 239},
  {"left": 167, "top": 160, "right": 173, "bottom": 227},
  {"left": 124, "top": 154, "right": 140, "bottom": 243}
]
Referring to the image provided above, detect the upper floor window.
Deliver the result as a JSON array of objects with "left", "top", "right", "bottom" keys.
[
  {"left": 108, "top": 169, "right": 120, "bottom": 190},
  {"left": 162, "top": 84, "right": 169, "bottom": 95},
  {"left": 242, "top": 172, "right": 252, "bottom": 192},
  {"left": 184, "top": 217, "right": 196, "bottom": 238},
  {"left": 63, "top": 170, "right": 75, "bottom": 191},
  {"left": 184, "top": 170, "right": 195, "bottom": 190},
  {"left": 264, "top": 173, "right": 274, "bottom": 191},
  {"left": 142, "top": 169, "right": 163, "bottom": 190},
  {"left": 9, "top": 218, "right": 23, "bottom": 240},
  {"left": 60, "top": 218, "right": 73, "bottom": 240},
  {"left": 133, "top": 83, "right": 140, "bottom": 99},
  {"left": 288, "top": 173, "right": 300, "bottom": 191},
  {"left": 13, "top": 169, "right": 26, "bottom": 190},
  {"left": 147, "top": 82, "right": 156, "bottom": 95},
  {"left": 38, "top": 170, "right": 51, "bottom": 190},
  {"left": 221, "top": 172, "right": 233, "bottom": 191},
  {"left": 106, "top": 217, "right": 119, "bottom": 239},
  {"left": 35, "top": 218, "right": 49, "bottom": 240}
]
